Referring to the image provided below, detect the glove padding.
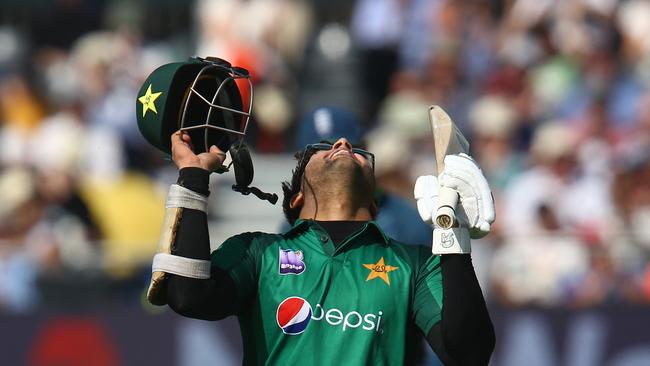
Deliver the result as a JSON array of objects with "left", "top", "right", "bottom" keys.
[{"left": 414, "top": 153, "right": 495, "bottom": 245}]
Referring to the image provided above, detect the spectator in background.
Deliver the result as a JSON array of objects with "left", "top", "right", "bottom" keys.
[
  {"left": 502, "top": 121, "right": 611, "bottom": 238},
  {"left": 0, "top": 0, "right": 649, "bottom": 312},
  {"left": 464, "top": 94, "right": 524, "bottom": 294},
  {"left": 467, "top": 94, "right": 524, "bottom": 193},
  {"left": 610, "top": 150, "right": 650, "bottom": 303},
  {"left": 0, "top": 168, "right": 42, "bottom": 312},
  {"left": 371, "top": 69, "right": 437, "bottom": 202},
  {"left": 491, "top": 232, "right": 590, "bottom": 306},
  {"left": 194, "top": 0, "right": 313, "bottom": 152},
  {"left": 493, "top": 122, "right": 598, "bottom": 306},
  {"left": 0, "top": 163, "right": 101, "bottom": 312},
  {"left": 350, "top": 0, "right": 403, "bottom": 120}
]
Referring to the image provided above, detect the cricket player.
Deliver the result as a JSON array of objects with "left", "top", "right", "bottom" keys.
[
  {"left": 160, "top": 132, "right": 495, "bottom": 365},
  {"left": 138, "top": 57, "right": 495, "bottom": 365}
]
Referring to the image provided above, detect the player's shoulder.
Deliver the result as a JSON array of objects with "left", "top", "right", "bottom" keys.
[
  {"left": 211, "top": 231, "right": 283, "bottom": 265},
  {"left": 386, "top": 236, "right": 428, "bottom": 253},
  {"left": 385, "top": 238, "right": 435, "bottom": 266},
  {"left": 212, "top": 231, "right": 283, "bottom": 256},
  {"left": 223, "top": 231, "right": 283, "bottom": 247}
]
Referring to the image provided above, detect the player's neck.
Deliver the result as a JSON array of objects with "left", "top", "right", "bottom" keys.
[
  {"left": 298, "top": 173, "right": 375, "bottom": 221},
  {"left": 298, "top": 197, "right": 373, "bottom": 221}
]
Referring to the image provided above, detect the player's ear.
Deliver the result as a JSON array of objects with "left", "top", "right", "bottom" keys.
[{"left": 289, "top": 192, "right": 304, "bottom": 209}]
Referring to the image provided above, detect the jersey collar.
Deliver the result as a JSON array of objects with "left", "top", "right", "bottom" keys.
[{"left": 286, "top": 219, "right": 391, "bottom": 247}]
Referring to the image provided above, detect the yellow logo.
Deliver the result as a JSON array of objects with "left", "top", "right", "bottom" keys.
[
  {"left": 138, "top": 84, "right": 163, "bottom": 117},
  {"left": 363, "top": 257, "right": 399, "bottom": 286}
]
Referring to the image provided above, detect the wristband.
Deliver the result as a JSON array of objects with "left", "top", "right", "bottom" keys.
[{"left": 152, "top": 253, "right": 211, "bottom": 279}]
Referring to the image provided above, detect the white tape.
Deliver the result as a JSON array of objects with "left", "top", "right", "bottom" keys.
[
  {"left": 152, "top": 253, "right": 211, "bottom": 279},
  {"left": 166, "top": 184, "right": 208, "bottom": 212}
]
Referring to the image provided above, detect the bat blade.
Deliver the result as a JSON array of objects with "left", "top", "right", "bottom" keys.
[
  {"left": 429, "top": 105, "right": 469, "bottom": 175},
  {"left": 428, "top": 106, "right": 470, "bottom": 228}
]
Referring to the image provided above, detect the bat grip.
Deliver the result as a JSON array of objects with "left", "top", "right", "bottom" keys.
[{"left": 436, "top": 186, "right": 458, "bottom": 229}]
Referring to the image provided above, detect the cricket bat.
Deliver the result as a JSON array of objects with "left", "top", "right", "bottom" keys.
[{"left": 429, "top": 105, "right": 470, "bottom": 229}]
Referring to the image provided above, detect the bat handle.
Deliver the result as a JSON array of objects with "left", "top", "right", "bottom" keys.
[{"left": 436, "top": 186, "right": 458, "bottom": 229}]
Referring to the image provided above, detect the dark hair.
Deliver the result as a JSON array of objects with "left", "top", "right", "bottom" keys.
[{"left": 281, "top": 148, "right": 311, "bottom": 225}]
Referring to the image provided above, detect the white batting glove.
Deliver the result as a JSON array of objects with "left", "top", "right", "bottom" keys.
[
  {"left": 440, "top": 154, "right": 495, "bottom": 237},
  {"left": 414, "top": 154, "right": 495, "bottom": 253}
]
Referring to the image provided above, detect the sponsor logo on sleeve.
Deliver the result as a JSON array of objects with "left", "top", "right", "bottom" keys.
[{"left": 279, "top": 248, "right": 306, "bottom": 275}]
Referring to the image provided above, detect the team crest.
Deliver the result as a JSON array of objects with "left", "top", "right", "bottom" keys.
[
  {"left": 279, "top": 248, "right": 306, "bottom": 275},
  {"left": 138, "top": 84, "right": 162, "bottom": 117},
  {"left": 363, "top": 257, "right": 399, "bottom": 285}
]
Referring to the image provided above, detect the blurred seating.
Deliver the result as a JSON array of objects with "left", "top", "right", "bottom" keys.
[{"left": 0, "top": 0, "right": 648, "bottom": 314}]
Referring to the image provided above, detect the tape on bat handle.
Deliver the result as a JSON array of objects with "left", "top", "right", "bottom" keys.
[{"left": 436, "top": 186, "right": 458, "bottom": 229}]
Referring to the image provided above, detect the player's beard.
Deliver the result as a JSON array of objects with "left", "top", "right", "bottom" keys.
[{"left": 305, "top": 157, "right": 375, "bottom": 209}]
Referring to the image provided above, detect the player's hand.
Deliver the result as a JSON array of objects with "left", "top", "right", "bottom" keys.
[
  {"left": 414, "top": 153, "right": 495, "bottom": 239},
  {"left": 171, "top": 130, "right": 226, "bottom": 172}
]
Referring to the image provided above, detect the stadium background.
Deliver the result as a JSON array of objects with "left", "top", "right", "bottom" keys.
[{"left": 1, "top": 0, "right": 650, "bottom": 365}]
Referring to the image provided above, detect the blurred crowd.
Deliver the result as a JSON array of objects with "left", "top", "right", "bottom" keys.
[{"left": 1, "top": 0, "right": 650, "bottom": 313}]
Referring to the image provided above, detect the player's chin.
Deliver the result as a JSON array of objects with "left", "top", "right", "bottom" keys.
[
  {"left": 331, "top": 156, "right": 369, "bottom": 171},
  {"left": 330, "top": 155, "right": 357, "bottom": 166},
  {"left": 325, "top": 158, "right": 373, "bottom": 181}
]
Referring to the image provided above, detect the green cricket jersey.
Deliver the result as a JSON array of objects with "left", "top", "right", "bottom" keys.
[{"left": 211, "top": 219, "right": 443, "bottom": 365}]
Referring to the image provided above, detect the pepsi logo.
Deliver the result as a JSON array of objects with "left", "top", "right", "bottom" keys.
[{"left": 276, "top": 297, "right": 313, "bottom": 335}]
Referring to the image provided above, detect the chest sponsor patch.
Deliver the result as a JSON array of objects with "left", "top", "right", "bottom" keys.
[
  {"left": 279, "top": 248, "right": 306, "bottom": 275},
  {"left": 276, "top": 297, "right": 384, "bottom": 335}
]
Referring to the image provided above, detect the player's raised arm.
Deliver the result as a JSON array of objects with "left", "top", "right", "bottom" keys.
[
  {"left": 413, "top": 107, "right": 496, "bottom": 365},
  {"left": 135, "top": 57, "right": 269, "bottom": 320},
  {"left": 413, "top": 155, "right": 496, "bottom": 364},
  {"left": 156, "top": 131, "right": 237, "bottom": 320}
]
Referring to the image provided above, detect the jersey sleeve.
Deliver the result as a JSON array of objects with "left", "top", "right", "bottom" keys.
[
  {"left": 411, "top": 248, "right": 443, "bottom": 335},
  {"left": 210, "top": 232, "right": 264, "bottom": 310}
]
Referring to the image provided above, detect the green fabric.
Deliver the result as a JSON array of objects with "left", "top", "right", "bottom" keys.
[{"left": 211, "top": 220, "right": 442, "bottom": 366}]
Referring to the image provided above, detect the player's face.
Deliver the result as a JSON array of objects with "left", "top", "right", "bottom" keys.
[
  {"left": 301, "top": 138, "right": 374, "bottom": 175},
  {"left": 298, "top": 138, "right": 375, "bottom": 193}
]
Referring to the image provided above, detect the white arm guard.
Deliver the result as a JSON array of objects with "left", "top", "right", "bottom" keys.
[
  {"left": 414, "top": 154, "right": 495, "bottom": 254},
  {"left": 147, "top": 184, "right": 211, "bottom": 305}
]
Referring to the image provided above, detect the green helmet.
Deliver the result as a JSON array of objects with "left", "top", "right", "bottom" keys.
[{"left": 136, "top": 56, "right": 252, "bottom": 154}]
